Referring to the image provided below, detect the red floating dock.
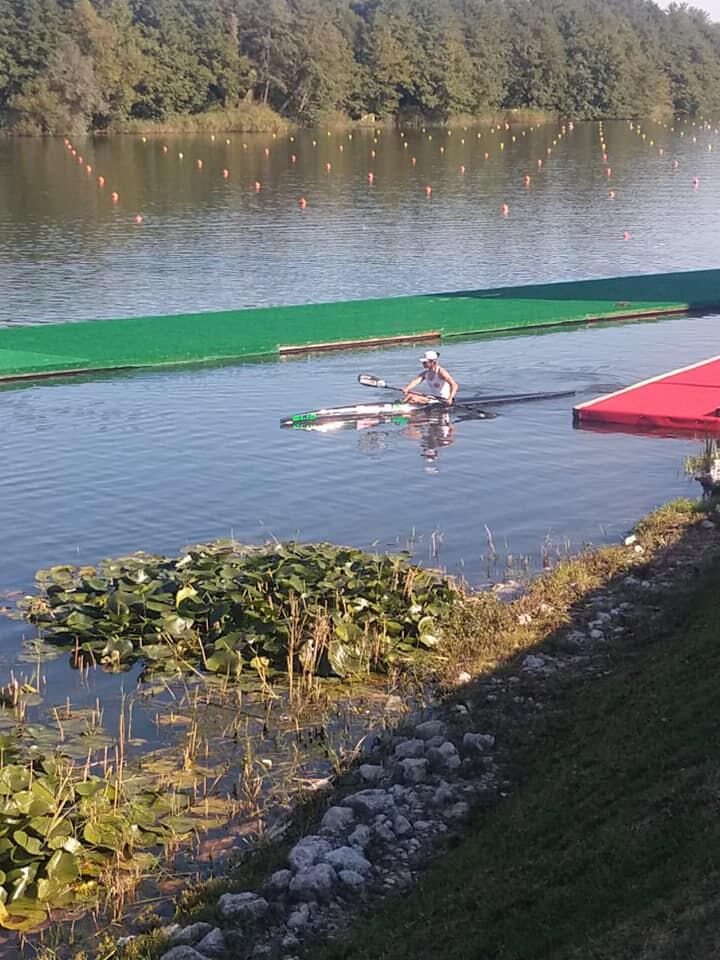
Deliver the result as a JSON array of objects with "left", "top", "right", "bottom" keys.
[{"left": 574, "top": 355, "right": 720, "bottom": 436}]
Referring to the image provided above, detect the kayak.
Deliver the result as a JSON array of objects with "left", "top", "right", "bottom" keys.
[{"left": 280, "top": 399, "right": 492, "bottom": 429}]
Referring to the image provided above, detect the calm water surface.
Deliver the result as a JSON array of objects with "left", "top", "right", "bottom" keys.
[{"left": 0, "top": 118, "right": 719, "bottom": 709}]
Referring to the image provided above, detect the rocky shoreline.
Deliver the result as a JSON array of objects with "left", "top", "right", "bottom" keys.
[{"left": 117, "top": 500, "right": 719, "bottom": 960}]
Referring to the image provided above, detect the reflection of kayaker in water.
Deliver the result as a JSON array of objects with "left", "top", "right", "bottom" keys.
[
  {"left": 402, "top": 413, "right": 456, "bottom": 470},
  {"left": 402, "top": 350, "right": 459, "bottom": 405}
]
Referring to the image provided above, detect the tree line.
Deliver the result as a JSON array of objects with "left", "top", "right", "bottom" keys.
[{"left": 1, "top": 0, "right": 719, "bottom": 134}]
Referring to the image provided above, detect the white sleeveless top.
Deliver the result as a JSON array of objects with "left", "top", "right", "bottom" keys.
[{"left": 422, "top": 367, "right": 451, "bottom": 399}]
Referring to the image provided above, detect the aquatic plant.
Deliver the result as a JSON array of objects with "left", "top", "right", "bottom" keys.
[{"left": 19, "top": 542, "right": 457, "bottom": 681}]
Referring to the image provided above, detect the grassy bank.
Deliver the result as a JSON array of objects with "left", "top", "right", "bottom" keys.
[
  {"left": 107, "top": 104, "right": 290, "bottom": 136},
  {"left": 311, "top": 501, "right": 720, "bottom": 959}
]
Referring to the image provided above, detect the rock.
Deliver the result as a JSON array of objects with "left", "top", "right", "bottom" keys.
[
  {"left": 462, "top": 732, "right": 495, "bottom": 755},
  {"left": 340, "top": 789, "right": 396, "bottom": 820},
  {"left": 282, "top": 934, "right": 300, "bottom": 951},
  {"left": 393, "top": 739, "right": 426, "bottom": 760},
  {"left": 286, "top": 903, "right": 310, "bottom": 931},
  {"left": 442, "top": 801, "right": 470, "bottom": 822},
  {"left": 517, "top": 613, "right": 532, "bottom": 625},
  {"left": 426, "top": 741, "right": 461, "bottom": 773},
  {"left": 194, "top": 928, "right": 226, "bottom": 959},
  {"left": 288, "top": 863, "right": 338, "bottom": 903},
  {"left": 320, "top": 806, "right": 356, "bottom": 836},
  {"left": 624, "top": 534, "right": 637, "bottom": 546},
  {"left": 267, "top": 869, "right": 292, "bottom": 896},
  {"left": 217, "top": 893, "right": 269, "bottom": 921},
  {"left": 399, "top": 758, "right": 428, "bottom": 784},
  {"left": 455, "top": 672, "right": 472, "bottom": 685},
  {"left": 413, "top": 820, "right": 439, "bottom": 833},
  {"left": 383, "top": 695, "right": 406, "bottom": 713},
  {"left": 432, "top": 782, "right": 457, "bottom": 807},
  {"left": 372, "top": 817, "right": 396, "bottom": 844},
  {"left": 393, "top": 814, "right": 413, "bottom": 838},
  {"left": 701, "top": 519, "right": 715, "bottom": 530},
  {"left": 347, "top": 824, "right": 371, "bottom": 849},
  {"left": 414, "top": 720, "right": 447, "bottom": 741},
  {"left": 589, "top": 629, "right": 604, "bottom": 640},
  {"left": 359, "top": 764, "right": 386, "bottom": 784},
  {"left": 521, "top": 654, "right": 548, "bottom": 673},
  {"left": 338, "top": 869, "right": 367, "bottom": 893},
  {"left": 288, "top": 836, "right": 332, "bottom": 872},
  {"left": 160, "top": 948, "right": 206, "bottom": 960},
  {"left": 324, "top": 845, "right": 372, "bottom": 875},
  {"left": 168, "top": 924, "right": 214, "bottom": 947}
]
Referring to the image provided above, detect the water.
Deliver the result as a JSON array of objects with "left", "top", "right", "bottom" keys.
[
  {"left": 0, "top": 118, "right": 718, "bottom": 324},
  {"left": 0, "top": 119, "right": 718, "bottom": 716}
]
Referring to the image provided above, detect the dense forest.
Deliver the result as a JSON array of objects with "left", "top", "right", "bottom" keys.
[{"left": 1, "top": 0, "right": 719, "bottom": 134}]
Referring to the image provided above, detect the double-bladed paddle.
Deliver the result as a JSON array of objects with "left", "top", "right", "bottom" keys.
[
  {"left": 358, "top": 373, "right": 574, "bottom": 406},
  {"left": 356, "top": 373, "right": 494, "bottom": 419}
]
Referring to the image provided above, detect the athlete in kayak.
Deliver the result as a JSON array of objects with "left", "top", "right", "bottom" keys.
[{"left": 402, "top": 350, "right": 459, "bottom": 405}]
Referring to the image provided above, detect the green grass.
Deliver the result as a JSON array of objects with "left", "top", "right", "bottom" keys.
[{"left": 312, "top": 554, "right": 720, "bottom": 960}]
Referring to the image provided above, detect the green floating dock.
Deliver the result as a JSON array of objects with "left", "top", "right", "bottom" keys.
[{"left": 1, "top": 268, "right": 719, "bottom": 383}]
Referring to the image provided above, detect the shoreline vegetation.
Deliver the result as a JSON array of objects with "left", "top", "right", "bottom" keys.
[
  {"left": 5, "top": 492, "right": 720, "bottom": 957},
  {"left": 1, "top": 0, "right": 718, "bottom": 137}
]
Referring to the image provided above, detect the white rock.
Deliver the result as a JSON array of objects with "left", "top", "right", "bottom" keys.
[
  {"left": 521, "top": 654, "right": 547, "bottom": 673},
  {"left": 426, "top": 741, "right": 461, "bottom": 772},
  {"left": 320, "top": 806, "right": 356, "bottom": 836},
  {"left": 399, "top": 758, "right": 428, "bottom": 784},
  {"left": 194, "top": 928, "right": 226, "bottom": 959},
  {"left": 338, "top": 869, "right": 367, "bottom": 892},
  {"left": 169, "top": 924, "right": 213, "bottom": 947},
  {"left": 393, "top": 814, "right": 413, "bottom": 837},
  {"left": 462, "top": 732, "right": 495, "bottom": 754},
  {"left": 161, "top": 949, "right": 206, "bottom": 960},
  {"left": 323, "top": 846, "right": 372, "bottom": 875},
  {"left": 288, "top": 836, "right": 332, "bottom": 872},
  {"left": 456, "top": 672, "right": 472, "bottom": 684},
  {"left": 348, "top": 824, "right": 371, "bottom": 849},
  {"left": 359, "top": 764, "right": 386, "bottom": 784},
  {"left": 267, "top": 869, "right": 292, "bottom": 895},
  {"left": 394, "top": 739, "right": 426, "bottom": 760},
  {"left": 217, "top": 892, "right": 269, "bottom": 921},
  {"left": 414, "top": 720, "right": 447, "bottom": 740},
  {"left": 624, "top": 534, "right": 637, "bottom": 545},
  {"left": 340, "top": 789, "right": 396, "bottom": 820},
  {"left": 286, "top": 903, "right": 310, "bottom": 931},
  {"left": 288, "top": 863, "right": 338, "bottom": 902}
]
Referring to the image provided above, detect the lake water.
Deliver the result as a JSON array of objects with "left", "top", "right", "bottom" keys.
[{"left": 0, "top": 117, "right": 718, "bottom": 707}]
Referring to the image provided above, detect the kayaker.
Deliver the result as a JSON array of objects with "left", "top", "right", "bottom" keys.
[{"left": 402, "top": 350, "right": 458, "bottom": 405}]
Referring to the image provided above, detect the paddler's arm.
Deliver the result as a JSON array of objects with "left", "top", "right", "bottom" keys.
[
  {"left": 402, "top": 373, "right": 424, "bottom": 400},
  {"left": 438, "top": 366, "right": 459, "bottom": 404}
]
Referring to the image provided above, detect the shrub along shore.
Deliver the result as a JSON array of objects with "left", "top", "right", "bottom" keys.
[{"left": 88, "top": 495, "right": 720, "bottom": 960}]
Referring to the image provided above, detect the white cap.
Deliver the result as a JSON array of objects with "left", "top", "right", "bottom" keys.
[{"left": 420, "top": 349, "right": 439, "bottom": 363}]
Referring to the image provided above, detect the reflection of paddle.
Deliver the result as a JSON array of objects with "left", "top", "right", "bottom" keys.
[{"left": 357, "top": 373, "right": 495, "bottom": 419}]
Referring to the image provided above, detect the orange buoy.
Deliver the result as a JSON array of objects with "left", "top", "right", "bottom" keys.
[
  {"left": 97, "top": 175, "right": 105, "bottom": 187},
  {"left": 523, "top": 174, "right": 531, "bottom": 186},
  {"left": 264, "top": 147, "right": 270, "bottom": 156},
  {"left": 339, "top": 144, "right": 344, "bottom": 152},
  {"left": 162, "top": 145, "right": 168, "bottom": 154},
  {"left": 605, "top": 167, "right": 612, "bottom": 176},
  {"left": 134, "top": 214, "right": 143, "bottom": 223},
  {"left": 70, "top": 148, "right": 76, "bottom": 156},
  {"left": 178, "top": 152, "right": 184, "bottom": 159},
  {"left": 424, "top": 184, "right": 432, "bottom": 196},
  {"left": 602, "top": 152, "right": 608, "bottom": 161},
  {"left": 210, "top": 134, "right": 215, "bottom": 141},
  {"left": 411, "top": 156, "right": 417, "bottom": 166},
  {"left": 290, "top": 154, "right": 297, "bottom": 163},
  {"left": 325, "top": 162, "right": 332, "bottom": 172},
  {"left": 111, "top": 191, "right": 119, "bottom": 203},
  {"left": 659, "top": 148, "right": 664, "bottom": 156},
  {"left": 537, "top": 158, "right": 543, "bottom": 167},
  {"left": 483, "top": 151, "right": 489, "bottom": 160},
  {"left": 501, "top": 203, "right": 509, "bottom": 216},
  {"left": 299, "top": 197, "right": 307, "bottom": 209},
  {"left": 672, "top": 159, "right": 679, "bottom": 168},
  {"left": 370, "top": 149, "right": 376, "bottom": 158},
  {"left": 623, "top": 231, "right": 630, "bottom": 240},
  {"left": 440, "top": 146, "right": 445, "bottom": 154},
  {"left": 693, "top": 177, "right": 700, "bottom": 188},
  {"left": 222, "top": 168, "right": 229, "bottom": 178},
  {"left": 254, "top": 180, "right": 262, "bottom": 192},
  {"left": 85, "top": 164, "right": 92, "bottom": 174},
  {"left": 196, "top": 159, "right": 203, "bottom": 168},
  {"left": 546, "top": 147, "right": 552, "bottom": 155},
  {"left": 368, "top": 172, "right": 375, "bottom": 183},
  {"left": 77, "top": 155, "right": 83, "bottom": 164},
  {"left": 608, "top": 190, "right": 615, "bottom": 198},
  {"left": 459, "top": 165, "right": 465, "bottom": 174}
]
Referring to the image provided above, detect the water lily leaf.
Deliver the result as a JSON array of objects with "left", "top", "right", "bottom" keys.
[
  {"left": 2, "top": 897, "right": 46, "bottom": 931},
  {"left": 175, "top": 585, "right": 198, "bottom": 607},
  {"left": 162, "top": 614, "right": 194, "bottom": 638},
  {"left": 205, "top": 650, "right": 242, "bottom": 676},
  {"left": 12, "top": 831, "right": 43, "bottom": 856},
  {"left": 45, "top": 849, "right": 80, "bottom": 884}
]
